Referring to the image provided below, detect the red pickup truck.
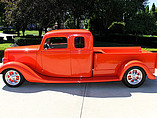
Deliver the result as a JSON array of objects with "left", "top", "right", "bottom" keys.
[{"left": 0, "top": 29, "right": 157, "bottom": 88}]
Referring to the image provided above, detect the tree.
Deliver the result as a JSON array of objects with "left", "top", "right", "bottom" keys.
[
  {"left": 4, "top": 0, "right": 23, "bottom": 36},
  {"left": 145, "top": 5, "right": 149, "bottom": 14},
  {"left": 4, "top": 0, "right": 59, "bottom": 36},
  {"left": 126, "top": 13, "right": 156, "bottom": 35},
  {"left": 155, "top": 7, "right": 157, "bottom": 20},
  {"left": 0, "top": 1, "right": 8, "bottom": 28},
  {"left": 0, "top": 2, "right": 5, "bottom": 25},
  {"left": 150, "top": 3, "right": 156, "bottom": 15},
  {"left": 126, "top": 13, "right": 156, "bottom": 44},
  {"left": 89, "top": 0, "right": 124, "bottom": 33},
  {"left": 3, "top": 0, "right": 150, "bottom": 35},
  {"left": 89, "top": 0, "right": 148, "bottom": 33},
  {"left": 64, "top": 0, "right": 95, "bottom": 29}
]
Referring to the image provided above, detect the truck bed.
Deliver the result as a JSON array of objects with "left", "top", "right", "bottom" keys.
[
  {"left": 93, "top": 47, "right": 151, "bottom": 54},
  {"left": 93, "top": 46, "right": 156, "bottom": 77}
]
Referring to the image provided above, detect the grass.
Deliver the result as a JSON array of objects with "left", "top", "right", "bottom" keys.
[
  {"left": 139, "top": 35, "right": 157, "bottom": 38},
  {"left": 142, "top": 48, "right": 157, "bottom": 52},
  {"left": 0, "top": 43, "right": 13, "bottom": 50},
  {"left": 19, "top": 30, "right": 45, "bottom": 36},
  {"left": 1, "top": 30, "right": 45, "bottom": 36},
  {"left": 13, "top": 37, "right": 42, "bottom": 42},
  {"left": 0, "top": 43, "right": 12, "bottom": 63}
]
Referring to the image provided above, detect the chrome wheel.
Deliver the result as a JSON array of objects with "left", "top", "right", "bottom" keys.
[
  {"left": 127, "top": 69, "right": 143, "bottom": 85},
  {"left": 5, "top": 70, "right": 21, "bottom": 86},
  {"left": 3, "top": 69, "right": 25, "bottom": 87},
  {"left": 122, "top": 66, "right": 146, "bottom": 88}
]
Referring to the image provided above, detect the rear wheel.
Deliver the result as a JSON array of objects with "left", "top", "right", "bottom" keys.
[
  {"left": 3, "top": 69, "right": 25, "bottom": 87},
  {"left": 122, "top": 66, "right": 146, "bottom": 88}
]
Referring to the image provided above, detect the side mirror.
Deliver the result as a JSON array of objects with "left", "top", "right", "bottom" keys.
[{"left": 44, "top": 43, "right": 49, "bottom": 49}]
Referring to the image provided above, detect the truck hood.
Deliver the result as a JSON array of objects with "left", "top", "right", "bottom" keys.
[
  {"left": 3, "top": 45, "right": 40, "bottom": 68},
  {"left": 5, "top": 45, "right": 40, "bottom": 52}
]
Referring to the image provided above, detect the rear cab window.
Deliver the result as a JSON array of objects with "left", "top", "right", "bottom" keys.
[{"left": 74, "top": 37, "right": 85, "bottom": 48}]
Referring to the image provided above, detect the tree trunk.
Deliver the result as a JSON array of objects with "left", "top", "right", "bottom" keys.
[
  {"left": 77, "top": 18, "right": 80, "bottom": 29},
  {"left": 74, "top": 17, "right": 76, "bottom": 28},
  {"left": 39, "top": 28, "right": 42, "bottom": 37},
  {"left": 22, "top": 25, "right": 25, "bottom": 37},
  {"left": 45, "top": 27, "right": 47, "bottom": 33},
  {"left": 15, "top": 24, "right": 20, "bottom": 37},
  {"left": 58, "top": 20, "right": 61, "bottom": 29},
  {"left": 22, "top": 31, "right": 25, "bottom": 37},
  {"left": 135, "top": 32, "right": 138, "bottom": 45},
  {"left": 17, "top": 30, "right": 20, "bottom": 37}
]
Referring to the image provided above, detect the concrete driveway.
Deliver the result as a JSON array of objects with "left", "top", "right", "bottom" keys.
[{"left": 0, "top": 65, "right": 157, "bottom": 118}]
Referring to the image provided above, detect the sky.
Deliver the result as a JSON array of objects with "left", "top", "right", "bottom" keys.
[{"left": 148, "top": 0, "right": 157, "bottom": 8}]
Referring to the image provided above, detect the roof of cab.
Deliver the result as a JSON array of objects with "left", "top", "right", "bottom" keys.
[{"left": 44, "top": 29, "right": 91, "bottom": 36}]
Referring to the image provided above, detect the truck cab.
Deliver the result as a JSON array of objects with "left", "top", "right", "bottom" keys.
[{"left": 37, "top": 29, "right": 93, "bottom": 77}]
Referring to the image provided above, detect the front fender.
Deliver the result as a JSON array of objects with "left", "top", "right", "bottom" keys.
[
  {"left": 0, "top": 62, "right": 42, "bottom": 82},
  {"left": 118, "top": 60, "right": 156, "bottom": 80}
]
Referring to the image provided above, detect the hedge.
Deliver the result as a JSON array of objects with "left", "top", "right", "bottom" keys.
[
  {"left": 15, "top": 38, "right": 42, "bottom": 46},
  {"left": 93, "top": 33, "right": 157, "bottom": 47},
  {"left": 0, "top": 50, "right": 4, "bottom": 63}
]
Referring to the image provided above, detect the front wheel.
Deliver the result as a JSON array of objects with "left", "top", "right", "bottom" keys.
[
  {"left": 3, "top": 69, "right": 25, "bottom": 87},
  {"left": 122, "top": 66, "right": 146, "bottom": 88}
]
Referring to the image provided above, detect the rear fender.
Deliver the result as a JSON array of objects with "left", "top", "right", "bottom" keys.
[
  {"left": 0, "top": 62, "right": 41, "bottom": 82},
  {"left": 118, "top": 60, "right": 156, "bottom": 80}
]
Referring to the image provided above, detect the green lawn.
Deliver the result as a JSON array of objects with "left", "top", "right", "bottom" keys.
[
  {"left": 142, "top": 48, "right": 157, "bottom": 52},
  {"left": 19, "top": 30, "right": 45, "bottom": 36},
  {"left": 0, "top": 30, "right": 44, "bottom": 36},
  {"left": 139, "top": 35, "right": 157, "bottom": 38},
  {"left": 0, "top": 43, "right": 13, "bottom": 63},
  {"left": 0, "top": 43, "right": 13, "bottom": 50}
]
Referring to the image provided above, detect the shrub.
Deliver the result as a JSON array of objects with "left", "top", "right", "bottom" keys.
[
  {"left": 3, "top": 30, "right": 17, "bottom": 34},
  {"left": 15, "top": 38, "right": 42, "bottom": 46},
  {"left": 108, "top": 22, "right": 125, "bottom": 33},
  {"left": 0, "top": 50, "right": 4, "bottom": 63}
]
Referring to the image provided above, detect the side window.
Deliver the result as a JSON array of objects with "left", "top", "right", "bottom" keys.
[
  {"left": 74, "top": 37, "right": 85, "bottom": 48},
  {"left": 44, "top": 37, "right": 67, "bottom": 49}
]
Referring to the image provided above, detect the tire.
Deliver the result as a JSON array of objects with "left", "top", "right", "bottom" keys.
[
  {"left": 122, "top": 66, "right": 146, "bottom": 88},
  {"left": 3, "top": 69, "right": 25, "bottom": 87}
]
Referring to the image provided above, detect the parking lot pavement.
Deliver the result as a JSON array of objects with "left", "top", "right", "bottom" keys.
[{"left": 1, "top": 63, "right": 157, "bottom": 118}]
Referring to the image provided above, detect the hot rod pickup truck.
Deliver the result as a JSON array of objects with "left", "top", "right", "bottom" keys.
[{"left": 0, "top": 29, "right": 157, "bottom": 88}]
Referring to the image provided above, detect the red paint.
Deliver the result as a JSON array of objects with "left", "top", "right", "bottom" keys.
[
  {"left": 9, "top": 72, "right": 13, "bottom": 75},
  {"left": 0, "top": 29, "right": 156, "bottom": 84}
]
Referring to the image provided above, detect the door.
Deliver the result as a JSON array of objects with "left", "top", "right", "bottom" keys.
[
  {"left": 70, "top": 35, "right": 93, "bottom": 77},
  {"left": 41, "top": 37, "right": 71, "bottom": 77}
]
